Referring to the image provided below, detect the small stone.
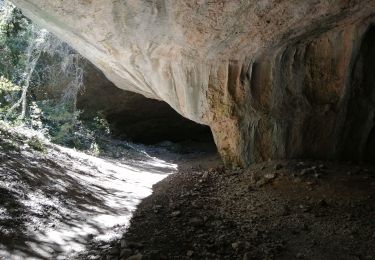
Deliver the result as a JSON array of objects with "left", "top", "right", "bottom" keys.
[
  {"left": 189, "top": 217, "right": 203, "bottom": 226},
  {"left": 191, "top": 201, "right": 199, "bottom": 207},
  {"left": 296, "top": 252, "right": 303, "bottom": 258},
  {"left": 171, "top": 211, "right": 181, "bottom": 217},
  {"left": 187, "top": 250, "right": 194, "bottom": 257},
  {"left": 202, "top": 172, "right": 209, "bottom": 179},
  {"left": 299, "top": 204, "right": 311, "bottom": 212},
  {"left": 264, "top": 173, "right": 276, "bottom": 179},
  {"left": 153, "top": 204, "right": 164, "bottom": 213},
  {"left": 232, "top": 241, "right": 245, "bottom": 250},
  {"left": 256, "top": 179, "right": 267, "bottom": 187},
  {"left": 126, "top": 253, "right": 142, "bottom": 260},
  {"left": 232, "top": 242, "right": 240, "bottom": 250}
]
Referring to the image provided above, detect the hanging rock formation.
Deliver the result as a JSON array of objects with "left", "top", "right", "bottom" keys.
[{"left": 11, "top": 0, "right": 375, "bottom": 167}]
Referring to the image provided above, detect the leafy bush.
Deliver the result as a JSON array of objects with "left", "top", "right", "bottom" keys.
[
  {"left": 27, "top": 135, "right": 45, "bottom": 152},
  {"left": 0, "top": 75, "right": 21, "bottom": 111},
  {"left": 27, "top": 100, "right": 110, "bottom": 153},
  {"left": 0, "top": 3, "right": 32, "bottom": 81},
  {"left": 0, "top": 1, "right": 113, "bottom": 154}
]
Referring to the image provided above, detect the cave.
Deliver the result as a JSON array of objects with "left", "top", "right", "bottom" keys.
[
  {"left": 341, "top": 24, "right": 375, "bottom": 163},
  {"left": 78, "top": 63, "right": 216, "bottom": 147},
  {"left": 1, "top": 1, "right": 375, "bottom": 259},
  {"left": 359, "top": 25, "right": 375, "bottom": 163},
  {"left": 10, "top": 0, "right": 375, "bottom": 167},
  {"left": 105, "top": 101, "right": 214, "bottom": 145}
]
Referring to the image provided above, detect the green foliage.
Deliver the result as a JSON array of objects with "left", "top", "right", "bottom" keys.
[
  {"left": 0, "top": 75, "right": 21, "bottom": 114},
  {"left": 27, "top": 135, "right": 46, "bottom": 152},
  {"left": 0, "top": 4, "right": 32, "bottom": 81},
  {"left": 87, "top": 112, "right": 111, "bottom": 135},
  {"left": 27, "top": 99, "right": 111, "bottom": 154},
  {"left": 0, "top": 2, "right": 112, "bottom": 154},
  {"left": 0, "top": 75, "right": 21, "bottom": 92}
]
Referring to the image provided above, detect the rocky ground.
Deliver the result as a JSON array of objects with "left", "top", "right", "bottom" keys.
[
  {"left": 1, "top": 123, "right": 375, "bottom": 260},
  {"left": 83, "top": 160, "right": 375, "bottom": 260}
]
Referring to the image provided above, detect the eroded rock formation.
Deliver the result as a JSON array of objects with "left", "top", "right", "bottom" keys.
[{"left": 11, "top": 0, "right": 375, "bottom": 166}]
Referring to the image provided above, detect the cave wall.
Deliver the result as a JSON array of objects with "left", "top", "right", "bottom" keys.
[
  {"left": 10, "top": 0, "right": 375, "bottom": 167},
  {"left": 209, "top": 23, "right": 373, "bottom": 166}
]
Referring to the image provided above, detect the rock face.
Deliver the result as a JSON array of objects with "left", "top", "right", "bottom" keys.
[{"left": 10, "top": 0, "right": 375, "bottom": 166}]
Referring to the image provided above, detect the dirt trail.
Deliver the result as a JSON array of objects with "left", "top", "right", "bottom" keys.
[
  {"left": 0, "top": 126, "right": 218, "bottom": 259},
  {"left": 3, "top": 125, "right": 374, "bottom": 260}
]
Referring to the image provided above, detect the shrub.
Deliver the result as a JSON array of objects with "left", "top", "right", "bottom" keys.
[
  {"left": 0, "top": 2, "right": 112, "bottom": 154},
  {"left": 0, "top": 75, "right": 21, "bottom": 115},
  {"left": 27, "top": 135, "right": 46, "bottom": 152}
]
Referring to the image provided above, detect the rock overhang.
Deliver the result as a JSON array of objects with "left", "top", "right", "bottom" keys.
[{"left": 10, "top": 0, "right": 375, "bottom": 167}]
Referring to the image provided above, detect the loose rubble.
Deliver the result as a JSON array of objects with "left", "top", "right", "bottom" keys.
[{"left": 78, "top": 160, "right": 375, "bottom": 259}]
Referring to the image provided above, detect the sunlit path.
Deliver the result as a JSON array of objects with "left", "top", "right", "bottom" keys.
[{"left": 0, "top": 131, "right": 177, "bottom": 260}]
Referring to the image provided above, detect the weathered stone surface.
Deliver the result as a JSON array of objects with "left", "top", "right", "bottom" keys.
[{"left": 10, "top": 0, "right": 375, "bottom": 166}]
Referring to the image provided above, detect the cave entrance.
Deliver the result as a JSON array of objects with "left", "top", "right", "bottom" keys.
[
  {"left": 106, "top": 99, "right": 214, "bottom": 146},
  {"left": 78, "top": 65, "right": 217, "bottom": 153},
  {"left": 362, "top": 25, "right": 375, "bottom": 163},
  {"left": 341, "top": 25, "right": 375, "bottom": 163}
]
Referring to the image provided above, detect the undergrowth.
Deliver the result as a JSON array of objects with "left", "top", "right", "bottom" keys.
[{"left": 0, "top": 1, "right": 112, "bottom": 155}]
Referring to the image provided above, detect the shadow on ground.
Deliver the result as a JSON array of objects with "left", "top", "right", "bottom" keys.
[
  {"left": 95, "top": 160, "right": 375, "bottom": 259},
  {"left": 0, "top": 128, "right": 179, "bottom": 259}
]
